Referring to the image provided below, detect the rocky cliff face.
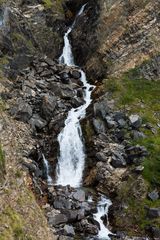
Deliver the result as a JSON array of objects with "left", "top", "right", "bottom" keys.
[{"left": 71, "top": 0, "right": 160, "bottom": 80}]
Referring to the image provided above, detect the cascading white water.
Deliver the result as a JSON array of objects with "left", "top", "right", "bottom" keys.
[
  {"left": 56, "top": 4, "right": 94, "bottom": 187},
  {"left": 93, "top": 196, "right": 113, "bottom": 240},
  {"left": 42, "top": 154, "right": 52, "bottom": 185}
]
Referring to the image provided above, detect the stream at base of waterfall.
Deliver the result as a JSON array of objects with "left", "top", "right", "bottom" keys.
[{"left": 43, "top": 4, "right": 113, "bottom": 240}]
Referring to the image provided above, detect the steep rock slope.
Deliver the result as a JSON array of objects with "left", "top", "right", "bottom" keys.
[{"left": 71, "top": 0, "right": 160, "bottom": 80}]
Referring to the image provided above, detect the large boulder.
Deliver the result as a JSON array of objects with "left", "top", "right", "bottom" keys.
[
  {"left": 147, "top": 208, "right": 160, "bottom": 219},
  {"left": 48, "top": 213, "right": 68, "bottom": 226},
  {"left": 129, "top": 115, "right": 142, "bottom": 129},
  {"left": 41, "top": 93, "right": 57, "bottom": 120},
  {"left": 93, "top": 118, "right": 106, "bottom": 134},
  {"left": 73, "top": 189, "right": 85, "bottom": 202},
  {"left": 10, "top": 98, "right": 32, "bottom": 122},
  {"left": 29, "top": 114, "right": 47, "bottom": 130}
]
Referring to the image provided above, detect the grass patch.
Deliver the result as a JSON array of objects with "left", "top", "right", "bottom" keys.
[
  {"left": 104, "top": 67, "right": 160, "bottom": 187},
  {"left": 0, "top": 144, "right": 5, "bottom": 181},
  {"left": 43, "top": 0, "right": 53, "bottom": 9},
  {"left": 0, "top": 207, "right": 33, "bottom": 240},
  {"left": 115, "top": 176, "right": 160, "bottom": 235}
]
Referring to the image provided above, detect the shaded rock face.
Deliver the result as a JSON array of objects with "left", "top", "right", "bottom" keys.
[
  {"left": 71, "top": 0, "right": 160, "bottom": 80},
  {"left": 0, "top": 1, "right": 66, "bottom": 78}
]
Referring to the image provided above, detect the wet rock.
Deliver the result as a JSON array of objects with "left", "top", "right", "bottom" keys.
[
  {"left": 60, "top": 71, "right": 70, "bottom": 84},
  {"left": 49, "top": 113, "right": 66, "bottom": 133},
  {"left": 148, "top": 191, "right": 159, "bottom": 201},
  {"left": 93, "top": 118, "right": 106, "bottom": 134},
  {"left": 70, "top": 69, "right": 81, "bottom": 79},
  {"left": 63, "top": 225, "right": 75, "bottom": 237},
  {"left": 10, "top": 98, "right": 32, "bottom": 122},
  {"left": 73, "top": 189, "right": 85, "bottom": 202},
  {"left": 48, "top": 213, "right": 68, "bottom": 226},
  {"left": 71, "top": 97, "right": 85, "bottom": 108},
  {"left": 29, "top": 114, "right": 47, "bottom": 130},
  {"left": 76, "top": 219, "right": 99, "bottom": 235},
  {"left": 129, "top": 114, "right": 142, "bottom": 129},
  {"left": 41, "top": 93, "right": 57, "bottom": 120},
  {"left": 147, "top": 208, "right": 160, "bottom": 219}
]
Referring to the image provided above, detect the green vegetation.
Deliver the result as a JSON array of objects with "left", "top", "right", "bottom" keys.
[
  {"left": 0, "top": 207, "right": 33, "bottom": 240},
  {"left": 0, "top": 144, "right": 5, "bottom": 181},
  {"left": 104, "top": 65, "right": 160, "bottom": 235},
  {"left": 104, "top": 67, "right": 160, "bottom": 186},
  {"left": 115, "top": 175, "right": 160, "bottom": 235},
  {"left": 43, "top": 0, "right": 53, "bottom": 9}
]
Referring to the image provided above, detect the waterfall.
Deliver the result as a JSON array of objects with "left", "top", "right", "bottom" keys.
[
  {"left": 42, "top": 154, "right": 52, "bottom": 185},
  {"left": 93, "top": 196, "right": 113, "bottom": 240},
  {"left": 56, "top": 4, "right": 94, "bottom": 187}
]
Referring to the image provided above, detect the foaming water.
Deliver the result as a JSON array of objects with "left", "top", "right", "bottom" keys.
[
  {"left": 93, "top": 196, "right": 113, "bottom": 240},
  {"left": 56, "top": 4, "right": 94, "bottom": 187}
]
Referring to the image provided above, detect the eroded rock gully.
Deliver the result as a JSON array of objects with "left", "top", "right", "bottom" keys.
[{"left": 0, "top": 0, "right": 160, "bottom": 239}]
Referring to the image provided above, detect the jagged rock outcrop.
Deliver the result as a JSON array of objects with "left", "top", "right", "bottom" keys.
[{"left": 71, "top": 0, "right": 160, "bottom": 80}]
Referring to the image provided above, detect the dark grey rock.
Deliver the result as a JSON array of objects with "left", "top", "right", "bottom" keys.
[
  {"left": 61, "top": 85, "right": 75, "bottom": 99},
  {"left": 23, "top": 162, "right": 42, "bottom": 177},
  {"left": 29, "top": 114, "right": 47, "bottom": 130},
  {"left": 10, "top": 98, "right": 32, "bottom": 122},
  {"left": 147, "top": 208, "right": 160, "bottom": 219},
  {"left": 129, "top": 114, "right": 142, "bottom": 129},
  {"left": 40, "top": 70, "right": 53, "bottom": 77},
  {"left": 113, "top": 112, "right": 126, "bottom": 122},
  {"left": 148, "top": 191, "right": 159, "bottom": 201},
  {"left": 94, "top": 100, "right": 109, "bottom": 119},
  {"left": 117, "top": 119, "right": 126, "bottom": 128},
  {"left": 131, "top": 130, "right": 146, "bottom": 140},
  {"left": 93, "top": 118, "right": 106, "bottom": 134},
  {"left": 105, "top": 116, "right": 116, "bottom": 129},
  {"left": 148, "top": 226, "right": 160, "bottom": 238},
  {"left": 71, "top": 97, "right": 84, "bottom": 108},
  {"left": 54, "top": 196, "right": 72, "bottom": 210},
  {"left": 48, "top": 213, "right": 68, "bottom": 226},
  {"left": 111, "top": 152, "right": 126, "bottom": 168},
  {"left": 41, "top": 93, "right": 57, "bottom": 120},
  {"left": 60, "top": 71, "right": 70, "bottom": 84},
  {"left": 70, "top": 70, "right": 81, "bottom": 79},
  {"left": 73, "top": 189, "right": 85, "bottom": 202},
  {"left": 61, "top": 209, "right": 85, "bottom": 222},
  {"left": 76, "top": 219, "right": 99, "bottom": 235},
  {"left": 96, "top": 152, "right": 107, "bottom": 162},
  {"left": 44, "top": 57, "right": 55, "bottom": 66},
  {"left": 63, "top": 225, "right": 75, "bottom": 237}
]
